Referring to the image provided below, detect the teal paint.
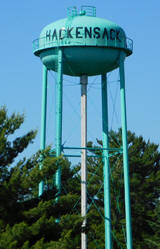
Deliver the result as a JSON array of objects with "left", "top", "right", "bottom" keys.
[
  {"left": 62, "top": 146, "right": 122, "bottom": 152},
  {"left": 55, "top": 49, "right": 63, "bottom": 199},
  {"left": 34, "top": 16, "right": 131, "bottom": 54},
  {"left": 33, "top": 9, "right": 133, "bottom": 76},
  {"left": 101, "top": 74, "right": 112, "bottom": 249},
  {"left": 39, "top": 47, "right": 120, "bottom": 76},
  {"left": 63, "top": 154, "right": 104, "bottom": 158},
  {"left": 119, "top": 51, "right": 133, "bottom": 249},
  {"left": 39, "top": 65, "right": 48, "bottom": 197},
  {"left": 33, "top": 6, "right": 133, "bottom": 249}
]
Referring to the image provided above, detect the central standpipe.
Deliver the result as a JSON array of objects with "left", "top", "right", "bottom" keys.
[
  {"left": 101, "top": 74, "right": 112, "bottom": 249},
  {"left": 80, "top": 75, "right": 88, "bottom": 249}
]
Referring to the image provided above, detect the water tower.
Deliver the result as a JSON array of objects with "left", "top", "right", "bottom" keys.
[{"left": 33, "top": 6, "right": 133, "bottom": 249}]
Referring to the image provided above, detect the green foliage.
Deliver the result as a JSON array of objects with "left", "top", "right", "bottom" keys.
[
  {"left": 0, "top": 107, "right": 160, "bottom": 248},
  {"left": 0, "top": 107, "right": 82, "bottom": 249},
  {"left": 85, "top": 130, "right": 160, "bottom": 248}
]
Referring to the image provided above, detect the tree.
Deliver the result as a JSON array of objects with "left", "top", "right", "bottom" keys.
[
  {"left": 0, "top": 107, "right": 160, "bottom": 248},
  {"left": 85, "top": 130, "right": 160, "bottom": 249},
  {"left": 0, "top": 107, "right": 82, "bottom": 249}
]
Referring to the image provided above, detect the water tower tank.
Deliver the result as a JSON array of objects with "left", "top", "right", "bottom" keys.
[{"left": 33, "top": 6, "right": 133, "bottom": 76}]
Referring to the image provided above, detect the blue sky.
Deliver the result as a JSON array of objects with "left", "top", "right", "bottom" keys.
[{"left": 1, "top": 0, "right": 160, "bottom": 162}]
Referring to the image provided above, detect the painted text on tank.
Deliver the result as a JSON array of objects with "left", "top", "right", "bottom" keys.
[{"left": 45, "top": 27, "right": 122, "bottom": 42}]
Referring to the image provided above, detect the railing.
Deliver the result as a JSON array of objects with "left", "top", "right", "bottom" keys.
[
  {"left": 126, "top": 37, "right": 133, "bottom": 52},
  {"left": 81, "top": 6, "right": 96, "bottom": 17},
  {"left": 67, "top": 7, "right": 78, "bottom": 17},
  {"left": 67, "top": 6, "right": 96, "bottom": 17},
  {"left": 33, "top": 36, "right": 133, "bottom": 55}
]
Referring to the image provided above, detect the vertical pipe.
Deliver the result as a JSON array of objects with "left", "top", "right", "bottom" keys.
[
  {"left": 80, "top": 75, "right": 88, "bottom": 249},
  {"left": 55, "top": 48, "right": 63, "bottom": 199},
  {"left": 39, "top": 64, "right": 48, "bottom": 197},
  {"left": 119, "top": 51, "right": 133, "bottom": 249},
  {"left": 101, "top": 74, "right": 112, "bottom": 249}
]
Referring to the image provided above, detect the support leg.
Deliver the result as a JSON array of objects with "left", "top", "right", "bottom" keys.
[
  {"left": 80, "top": 75, "right": 88, "bottom": 249},
  {"left": 55, "top": 49, "right": 63, "bottom": 200},
  {"left": 39, "top": 65, "right": 48, "bottom": 197},
  {"left": 101, "top": 74, "right": 112, "bottom": 249},
  {"left": 119, "top": 51, "right": 133, "bottom": 249}
]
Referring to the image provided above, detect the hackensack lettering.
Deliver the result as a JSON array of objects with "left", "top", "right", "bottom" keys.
[{"left": 45, "top": 27, "right": 123, "bottom": 42}]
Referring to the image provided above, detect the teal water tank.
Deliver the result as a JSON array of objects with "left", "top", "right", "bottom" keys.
[{"left": 33, "top": 6, "right": 133, "bottom": 76}]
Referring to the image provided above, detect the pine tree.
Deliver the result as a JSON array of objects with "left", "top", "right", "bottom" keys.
[
  {"left": 0, "top": 107, "right": 160, "bottom": 248},
  {"left": 85, "top": 130, "right": 160, "bottom": 248},
  {"left": 0, "top": 107, "right": 82, "bottom": 249}
]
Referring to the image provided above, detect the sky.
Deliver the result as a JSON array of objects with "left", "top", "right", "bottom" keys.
[{"left": 1, "top": 0, "right": 160, "bottom": 163}]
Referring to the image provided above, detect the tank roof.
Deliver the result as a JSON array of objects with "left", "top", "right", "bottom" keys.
[
  {"left": 33, "top": 9, "right": 133, "bottom": 56},
  {"left": 32, "top": 6, "right": 133, "bottom": 76}
]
